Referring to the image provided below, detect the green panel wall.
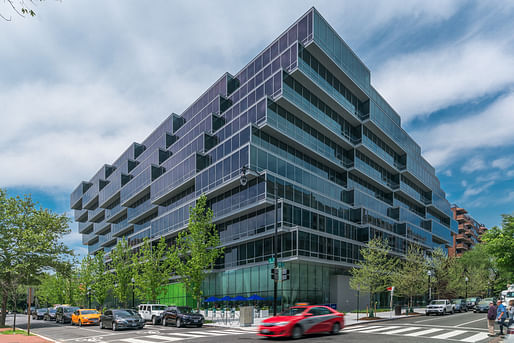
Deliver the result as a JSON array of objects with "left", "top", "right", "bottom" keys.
[{"left": 158, "top": 282, "right": 195, "bottom": 308}]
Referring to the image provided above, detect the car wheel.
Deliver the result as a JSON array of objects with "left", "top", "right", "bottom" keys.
[
  {"left": 426, "top": 313, "right": 429, "bottom": 316},
  {"left": 330, "top": 322, "right": 341, "bottom": 335},
  {"left": 176, "top": 318, "right": 181, "bottom": 328},
  {"left": 451, "top": 309, "right": 454, "bottom": 314},
  {"left": 100, "top": 321, "right": 104, "bottom": 329},
  {"left": 442, "top": 309, "right": 446, "bottom": 316},
  {"left": 113, "top": 322, "right": 118, "bottom": 331},
  {"left": 152, "top": 316, "right": 158, "bottom": 325},
  {"left": 79, "top": 320, "right": 82, "bottom": 327},
  {"left": 162, "top": 318, "right": 167, "bottom": 326},
  {"left": 291, "top": 325, "right": 303, "bottom": 339}
]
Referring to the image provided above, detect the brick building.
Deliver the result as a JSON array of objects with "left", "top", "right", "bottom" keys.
[{"left": 449, "top": 205, "right": 488, "bottom": 257}]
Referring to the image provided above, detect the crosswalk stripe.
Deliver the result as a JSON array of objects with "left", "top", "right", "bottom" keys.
[
  {"left": 184, "top": 331, "right": 227, "bottom": 336},
  {"left": 383, "top": 327, "right": 421, "bottom": 334},
  {"left": 145, "top": 335, "right": 184, "bottom": 342},
  {"left": 430, "top": 330, "right": 468, "bottom": 339},
  {"left": 120, "top": 338, "right": 156, "bottom": 343},
  {"left": 365, "top": 326, "right": 401, "bottom": 333},
  {"left": 221, "top": 330, "right": 247, "bottom": 334},
  {"left": 459, "top": 332, "right": 489, "bottom": 342},
  {"left": 159, "top": 332, "right": 206, "bottom": 338},
  {"left": 344, "top": 325, "right": 382, "bottom": 332},
  {"left": 404, "top": 328, "right": 444, "bottom": 336}
]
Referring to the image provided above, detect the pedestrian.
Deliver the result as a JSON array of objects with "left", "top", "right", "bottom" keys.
[
  {"left": 496, "top": 299, "right": 508, "bottom": 336},
  {"left": 508, "top": 300, "right": 514, "bottom": 327},
  {"left": 487, "top": 301, "right": 497, "bottom": 337}
]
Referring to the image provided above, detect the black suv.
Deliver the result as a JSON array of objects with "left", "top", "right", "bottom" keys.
[
  {"left": 44, "top": 308, "right": 57, "bottom": 321},
  {"left": 161, "top": 306, "right": 204, "bottom": 328},
  {"left": 33, "top": 308, "right": 48, "bottom": 320},
  {"left": 56, "top": 306, "right": 80, "bottom": 324}
]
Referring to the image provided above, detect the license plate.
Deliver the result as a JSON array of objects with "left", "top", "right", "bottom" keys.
[
  {"left": 194, "top": 319, "right": 198, "bottom": 322},
  {"left": 261, "top": 329, "right": 270, "bottom": 334}
]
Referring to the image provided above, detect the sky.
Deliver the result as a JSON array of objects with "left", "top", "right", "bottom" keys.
[{"left": 1, "top": 0, "right": 513, "bottom": 259}]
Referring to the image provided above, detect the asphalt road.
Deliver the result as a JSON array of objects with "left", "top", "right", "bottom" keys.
[{"left": 4, "top": 311, "right": 500, "bottom": 343}]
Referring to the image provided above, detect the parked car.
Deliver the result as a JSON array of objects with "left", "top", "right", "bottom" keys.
[
  {"left": 258, "top": 305, "right": 344, "bottom": 339},
  {"left": 451, "top": 299, "right": 468, "bottom": 312},
  {"left": 100, "top": 309, "right": 144, "bottom": 331},
  {"left": 56, "top": 306, "right": 80, "bottom": 324},
  {"left": 71, "top": 309, "right": 101, "bottom": 326},
  {"left": 466, "top": 297, "right": 481, "bottom": 309},
  {"left": 160, "top": 306, "right": 204, "bottom": 328},
  {"left": 138, "top": 304, "right": 167, "bottom": 325},
  {"left": 506, "top": 323, "right": 514, "bottom": 342},
  {"left": 44, "top": 308, "right": 57, "bottom": 321},
  {"left": 426, "top": 299, "right": 454, "bottom": 316},
  {"left": 32, "top": 308, "right": 48, "bottom": 320},
  {"left": 474, "top": 300, "right": 491, "bottom": 313}
]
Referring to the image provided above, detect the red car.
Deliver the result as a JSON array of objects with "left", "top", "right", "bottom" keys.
[{"left": 258, "top": 305, "right": 344, "bottom": 339}]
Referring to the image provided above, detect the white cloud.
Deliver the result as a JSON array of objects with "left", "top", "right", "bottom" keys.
[
  {"left": 461, "top": 180, "right": 467, "bottom": 187},
  {"left": 412, "top": 92, "right": 514, "bottom": 168},
  {"left": 492, "top": 156, "right": 514, "bottom": 170},
  {"left": 462, "top": 181, "right": 495, "bottom": 198},
  {"left": 374, "top": 40, "right": 514, "bottom": 121},
  {"left": 443, "top": 169, "right": 452, "bottom": 177},
  {"left": 461, "top": 157, "right": 487, "bottom": 174}
]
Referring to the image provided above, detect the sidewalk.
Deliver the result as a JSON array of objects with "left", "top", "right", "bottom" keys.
[
  {"left": 206, "top": 307, "right": 425, "bottom": 329},
  {"left": 0, "top": 328, "right": 52, "bottom": 343}
]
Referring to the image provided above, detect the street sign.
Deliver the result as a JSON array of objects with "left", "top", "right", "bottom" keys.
[
  {"left": 278, "top": 262, "right": 285, "bottom": 268},
  {"left": 281, "top": 268, "right": 289, "bottom": 281},
  {"left": 268, "top": 257, "right": 275, "bottom": 264}
]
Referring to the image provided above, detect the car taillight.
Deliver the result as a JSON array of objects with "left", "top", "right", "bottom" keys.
[{"left": 507, "top": 327, "right": 514, "bottom": 335}]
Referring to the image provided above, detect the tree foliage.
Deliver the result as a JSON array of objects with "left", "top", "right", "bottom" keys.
[
  {"left": 170, "top": 195, "right": 223, "bottom": 311},
  {"left": 393, "top": 244, "right": 428, "bottom": 308},
  {"left": 110, "top": 238, "right": 134, "bottom": 307},
  {"left": 89, "top": 250, "right": 111, "bottom": 310},
  {"left": 132, "top": 237, "right": 173, "bottom": 304},
  {"left": 0, "top": 189, "right": 71, "bottom": 327},
  {"left": 349, "top": 238, "right": 397, "bottom": 310},
  {"left": 482, "top": 214, "right": 514, "bottom": 279}
]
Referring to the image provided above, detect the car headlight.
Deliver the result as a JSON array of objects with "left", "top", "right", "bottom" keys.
[
  {"left": 273, "top": 321, "right": 290, "bottom": 326},
  {"left": 116, "top": 319, "right": 128, "bottom": 323}
]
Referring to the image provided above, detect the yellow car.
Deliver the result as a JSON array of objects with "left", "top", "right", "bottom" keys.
[{"left": 71, "top": 309, "right": 101, "bottom": 326}]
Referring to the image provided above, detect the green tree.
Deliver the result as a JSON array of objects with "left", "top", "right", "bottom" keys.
[
  {"left": 393, "top": 244, "right": 428, "bottom": 310},
  {"left": 349, "top": 238, "right": 397, "bottom": 315},
  {"left": 482, "top": 214, "right": 514, "bottom": 281},
  {"left": 170, "top": 195, "right": 223, "bottom": 311},
  {"left": 132, "top": 237, "right": 173, "bottom": 304},
  {"left": 110, "top": 238, "right": 134, "bottom": 307},
  {"left": 0, "top": 189, "right": 71, "bottom": 327},
  {"left": 90, "top": 250, "right": 111, "bottom": 310}
]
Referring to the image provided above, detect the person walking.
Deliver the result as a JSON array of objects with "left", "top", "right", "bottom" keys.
[
  {"left": 508, "top": 300, "right": 514, "bottom": 327},
  {"left": 496, "top": 299, "right": 508, "bottom": 336},
  {"left": 487, "top": 301, "right": 497, "bottom": 337}
]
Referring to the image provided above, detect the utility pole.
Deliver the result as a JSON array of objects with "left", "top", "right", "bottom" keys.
[{"left": 27, "top": 287, "right": 32, "bottom": 335}]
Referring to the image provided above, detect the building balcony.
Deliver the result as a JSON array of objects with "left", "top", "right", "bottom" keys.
[
  {"left": 127, "top": 199, "right": 157, "bottom": 224},
  {"left": 89, "top": 207, "right": 105, "bottom": 223},
  {"left": 112, "top": 219, "right": 133, "bottom": 237},
  {"left": 105, "top": 203, "right": 126, "bottom": 223},
  {"left": 352, "top": 158, "right": 399, "bottom": 191},
  {"left": 71, "top": 181, "right": 92, "bottom": 210},
  {"left": 93, "top": 222, "right": 111, "bottom": 235},
  {"left": 82, "top": 231, "right": 97, "bottom": 245},
  {"left": 78, "top": 221, "right": 93, "bottom": 234},
  {"left": 99, "top": 231, "right": 117, "bottom": 247},
  {"left": 88, "top": 240, "right": 102, "bottom": 255},
  {"left": 74, "top": 208, "right": 88, "bottom": 222}
]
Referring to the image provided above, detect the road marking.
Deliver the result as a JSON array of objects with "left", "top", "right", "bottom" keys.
[
  {"left": 183, "top": 331, "right": 227, "bottom": 336},
  {"left": 157, "top": 332, "right": 206, "bottom": 338},
  {"left": 414, "top": 316, "right": 449, "bottom": 323},
  {"left": 383, "top": 327, "right": 421, "bottom": 334},
  {"left": 219, "top": 329, "right": 247, "bottom": 334},
  {"left": 460, "top": 332, "right": 489, "bottom": 342},
  {"left": 455, "top": 318, "right": 486, "bottom": 327},
  {"left": 344, "top": 325, "right": 382, "bottom": 332},
  {"left": 365, "top": 326, "right": 401, "bottom": 333},
  {"left": 145, "top": 335, "right": 183, "bottom": 342},
  {"left": 430, "top": 330, "right": 468, "bottom": 339},
  {"left": 120, "top": 339, "right": 156, "bottom": 343},
  {"left": 404, "top": 328, "right": 444, "bottom": 336}
]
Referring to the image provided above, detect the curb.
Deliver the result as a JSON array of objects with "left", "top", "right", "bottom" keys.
[{"left": 13, "top": 326, "right": 59, "bottom": 343}]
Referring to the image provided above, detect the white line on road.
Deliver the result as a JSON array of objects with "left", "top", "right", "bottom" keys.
[
  {"left": 415, "top": 316, "right": 452, "bottom": 323},
  {"left": 145, "top": 335, "right": 184, "bottom": 341},
  {"left": 382, "top": 327, "right": 421, "bottom": 334},
  {"left": 365, "top": 326, "right": 401, "bottom": 333},
  {"left": 344, "top": 325, "right": 382, "bottom": 332},
  {"left": 404, "top": 328, "right": 444, "bottom": 336},
  {"left": 460, "top": 332, "right": 490, "bottom": 342},
  {"left": 120, "top": 338, "right": 155, "bottom": 343},
  {"left": 430, "top": 330, "right": 468, "bottom": 339},
  {"left": 156, "top": 332, "right": 206, "bottom": 338},
  {"left": 455, "top": 318, "right": 486, "bottom": 327}
]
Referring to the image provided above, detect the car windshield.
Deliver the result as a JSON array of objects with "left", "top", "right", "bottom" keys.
[
  {"left": 451, "top": 299, "right": 462, "bottom": 303},
  {"left": 80, "top": 310, "right": 98, "bottom": 315},
  {"left": 467, "top": 298, "right": 477, "bottom": 301},
  {"left": 126, "top": 310, "right": 139, "bottom": 315},
  {"left": 37, "top": 309, "right": 47, "bottom": 313},
  {"left": 153, "top": 305, "right": 167, "bottom": 311},
  {"left": 177, "top": 307, "right": 193, "bottom": 314},
  {"left": 114, "top": 310, "right": 134, "bottom": 318},
  {"left": 49, "top": 309, "right": 56, "bottom": 313},
  {"left": 278, "top": 307, "right": 307, "bottom": 316},
  {"left": 506, "top": 292, "right": 514, "bottom": 297},
  {"left": 64, "top": 307, "right": 79, "bottom": 313},
  {"left": 478, "top": 301, "right": 489, "bottom": 305},
  {"left": 430, "top": 300, "right": 446, "bottom": 305}
]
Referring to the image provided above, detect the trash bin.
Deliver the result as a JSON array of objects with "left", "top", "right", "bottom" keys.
[{"left": 395, "top": 305, "right": 402, "bottom": 315}]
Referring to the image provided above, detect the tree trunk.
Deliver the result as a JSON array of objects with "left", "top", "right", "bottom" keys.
[
  {"left": 197, "top": 297, "right": 200, "bottom": 313},
  {"left": 0, "top": 292, "right": 7, "bottom": 327}
]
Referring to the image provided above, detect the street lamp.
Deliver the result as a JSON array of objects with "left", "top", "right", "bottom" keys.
[
  {"left": 465, "top": 276, "right": 469, "bottom": 300},
  {"left": 241, "top": 166, "right": 280, "bottom": 316},
  {"left": 87, "top": 287, "right": 91, "bottom": 309},
  {"left": 131, "top": 278, "right": 135, "bottom": 309},
  {"left": 427, "top": 270, "right": 432, "bottom": 304}
]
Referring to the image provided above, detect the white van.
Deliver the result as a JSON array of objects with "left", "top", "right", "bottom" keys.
[{"left": 138, "top": 304, "right": 167, "bottom": 325}]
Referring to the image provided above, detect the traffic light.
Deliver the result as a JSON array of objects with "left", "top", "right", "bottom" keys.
[
  {"left": 271, "top": 268, "right": 280, "bottom": 280},
  {"left": 282, "top": 268, "right": 290, "bottom": 281}
]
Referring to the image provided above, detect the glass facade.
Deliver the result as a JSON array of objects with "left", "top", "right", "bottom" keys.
[{"left": 71, "top": 8, "right": 457, "bottom": 310}]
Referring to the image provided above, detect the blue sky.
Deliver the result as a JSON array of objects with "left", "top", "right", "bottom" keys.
[{"left": 1, "top": 0, "right": 513, "bottom": 258}]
